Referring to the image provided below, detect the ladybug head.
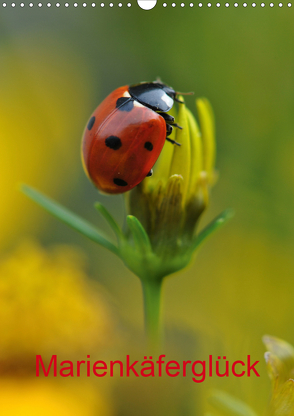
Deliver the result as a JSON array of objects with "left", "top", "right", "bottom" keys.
[{"left": 160, "top": 84, "right": 177, "bottom": 100}]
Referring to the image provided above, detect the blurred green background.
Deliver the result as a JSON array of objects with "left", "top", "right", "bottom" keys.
[{"left": 1, "top": 4, "right": 294, "bottom": 415}]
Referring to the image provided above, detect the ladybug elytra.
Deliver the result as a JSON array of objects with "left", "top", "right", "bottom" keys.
[{"left": 82, "top": 81, "right": 184, "bottom": 194}]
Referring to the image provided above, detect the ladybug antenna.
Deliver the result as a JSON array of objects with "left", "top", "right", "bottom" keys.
[
  {"left": 176, "top": 91, "right": 194, "bottom": 96},
  {"left": 175, "top": 90, "right": 194, "bottom": 104},
  {"left": 155, "top": 76, "right": 163, "bottom": 84}
]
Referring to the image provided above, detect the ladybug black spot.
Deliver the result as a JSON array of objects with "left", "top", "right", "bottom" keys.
[
  {"left": 144, "top": 141, "right": 153, "bottom": 151},
  {"left": 116, "top": 97, "right": 134, "bottom": 112},
  {"left": 105, "top": 136, "right": 122, "bottom": 150},
  {"left": 113, "top": 178, "right": 128, "bottom": 187},
  {"left": 87, "top": 116, "right": 95, "bottom": 131}
]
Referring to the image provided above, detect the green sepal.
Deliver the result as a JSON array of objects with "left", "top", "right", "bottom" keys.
[
  {"left": 94, "top": 202, "right": 124, "bottom": 242},
  {"left": 126, "top": 215, "right": 152, "bottom": 254},
  {"left": 21, "top": 184, "right": 119, "bottom": 256},
  {"left": 190, "top": 208, "right": 234, "bottom": 254}
]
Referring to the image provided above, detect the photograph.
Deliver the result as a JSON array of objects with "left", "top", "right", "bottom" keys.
[{"left": 1, "top": 2, "right": 294, "bottom": 415}]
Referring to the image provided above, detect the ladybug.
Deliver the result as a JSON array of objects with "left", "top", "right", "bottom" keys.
[{"left": 82, "top": 81, "right": 184, "bottom": 194}]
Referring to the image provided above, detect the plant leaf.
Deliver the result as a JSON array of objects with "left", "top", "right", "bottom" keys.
[
  {"left": 21, "top": 184, "right": 119, "bottom": 256},
  {"left": 126, "top": 215, "right": 152, "bottom": 253},
  {"left": 191, "top": 208, "right": 234, "bottom": 253}
]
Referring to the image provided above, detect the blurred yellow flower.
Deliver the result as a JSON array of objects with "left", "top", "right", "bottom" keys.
[
  {"left": 0, "top": 240, "right": 114, "bottom": 374},
  {"left": 0, "top": 379, "right": 111, "bottom": 416},
  {"left": 0, "top": 240, "right": 115, "bottom": 415}
]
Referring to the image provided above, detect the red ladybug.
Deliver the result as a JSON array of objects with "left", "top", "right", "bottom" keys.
[{"left": 82, "top": 81, "right": 183, "bottom": 194}]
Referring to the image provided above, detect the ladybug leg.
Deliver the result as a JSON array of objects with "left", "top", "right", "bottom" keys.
[
  {"left": 166, "top": 123, "right": 181, "bottom": 146},
  {"left": 159, "top": 112, "right": 182, "bottom": 129},
  {"left": 159, "top": 112, "right": 175, "bottom": 123},
  {"left": 166, "top": 123, "right": 173, "bottom": 136},
  {"left": 166, "top": 122, "right": 183, "bottom": 134},
  {"left": 162, "top": 113, "right": 182, "bottom": 144},
  {"left": 169, "top": 122, "right": 183, "bottom": 130},
  {"left": 166, "top": 137, "right": 181, "bottom": 146}
]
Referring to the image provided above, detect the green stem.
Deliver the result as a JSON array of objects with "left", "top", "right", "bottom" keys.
[{"left": 141, "top": 278, "right": 163, "bottom": 351}]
